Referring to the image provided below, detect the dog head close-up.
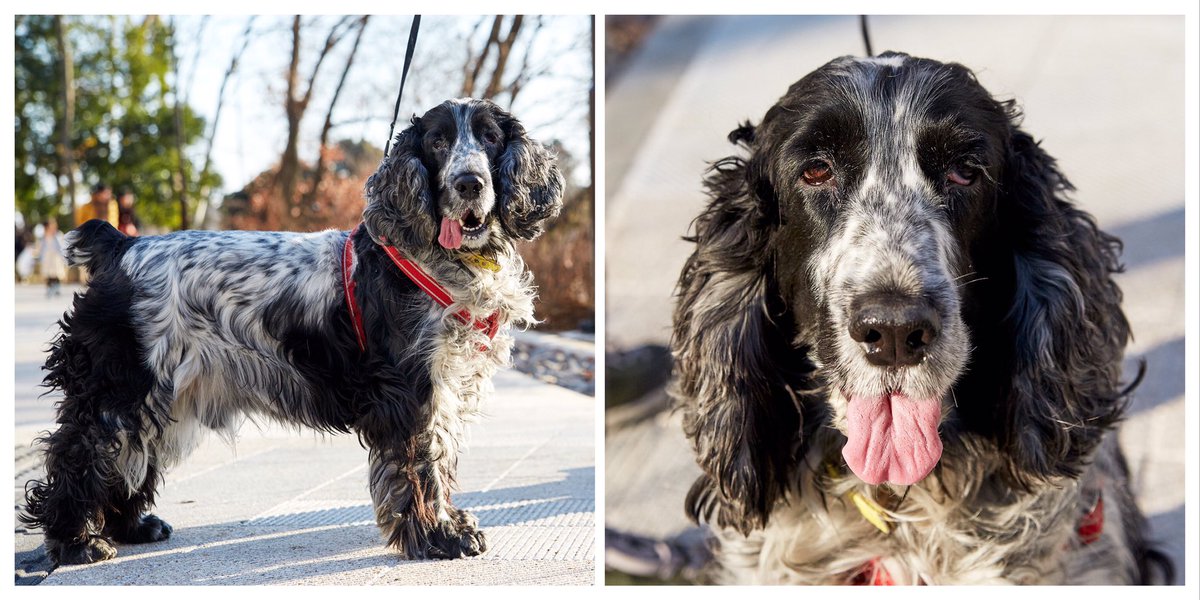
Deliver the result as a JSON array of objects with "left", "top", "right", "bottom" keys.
[
  {"left": 674, "top": 51, "right": 1131, "bottom": 534},
  {"left": 363, "top": 98, "right": 565, "bottom": 251}
]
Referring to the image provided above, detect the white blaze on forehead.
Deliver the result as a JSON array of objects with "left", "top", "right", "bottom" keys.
[
  {"left": 439, "top": 102, "right": 494, "bottom": 205},
  {"left": 857, "top": 54, "right": 906, "bottom": 69},
  {"left": 900, "top": 153, "right": 926, "bottom": 191}
]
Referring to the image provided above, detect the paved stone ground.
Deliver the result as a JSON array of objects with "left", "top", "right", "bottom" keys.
[
  {"left": 13, "top": 283, "right": 595, "bottom": 585},
  {"left": 605, "top": 15, "right": 1186, "bottom": 583}
]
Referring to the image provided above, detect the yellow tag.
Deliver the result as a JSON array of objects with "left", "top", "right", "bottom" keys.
[
  {"left": 850, "top": 491, "right": 892, "bottom": 534},
  {"left": 826, "top": 464, "right": 892, "bottom": 534},
  {"left": 463, "top": 253, "right": 501, "bottom": 272}
]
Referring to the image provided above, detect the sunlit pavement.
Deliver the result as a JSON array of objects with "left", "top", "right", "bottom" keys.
[{"left": 15, "top": 283, "right": 594, "bottom": 585}]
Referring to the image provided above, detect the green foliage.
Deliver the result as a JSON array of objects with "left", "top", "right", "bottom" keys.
[{"left": 14, "top": 15, "right": 220, "bottom": 230}]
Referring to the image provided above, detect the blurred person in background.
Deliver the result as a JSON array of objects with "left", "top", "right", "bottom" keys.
[
  {"left": 37, "top": 218, "right": 67, "bottom": 297},
  {"left": 76, "top": 183, "right": 119, "bottom": 228},
  {"left": 117, "top": 187, "right": 140, "bottom": 236},
  {"left": 16, "top": 211, "right": 34, "bottom": 282}
]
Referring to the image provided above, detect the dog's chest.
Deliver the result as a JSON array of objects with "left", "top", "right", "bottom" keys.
[{"left": 736, "top": 474, "right": 1083, "bottom": 585}]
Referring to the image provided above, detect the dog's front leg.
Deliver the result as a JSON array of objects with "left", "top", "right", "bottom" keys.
[{"left": 367, "top": 431, "right": 486, "bottom": 559}]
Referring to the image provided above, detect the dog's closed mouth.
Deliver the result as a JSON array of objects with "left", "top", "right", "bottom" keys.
[{"left": 841, "top": 391, "right": 943, "bottom": 486}]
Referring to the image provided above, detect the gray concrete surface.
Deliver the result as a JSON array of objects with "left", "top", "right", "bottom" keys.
[
  {"left": 13, "top": 283, "right": 595, "bottom": 585},
  {"left": 605, "top": 15, "right": 1186, "bottom": 583}
]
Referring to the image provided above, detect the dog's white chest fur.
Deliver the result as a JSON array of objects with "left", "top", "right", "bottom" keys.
[{"left": 715, "top": 442, "right": 1133, "bottom": 585}]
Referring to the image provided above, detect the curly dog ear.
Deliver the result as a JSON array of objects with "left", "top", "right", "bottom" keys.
[
  {"left": 363, "top": 117, "right": 437, "bottom": 249},
  {"left": 495, "top": 115, "right": 564, "bottom": 241},
  {"left": 673, "top": 123, "right": 810, "bottom": 535},
  {"left": 994, "top": 123, "right": 1134, "bottom": 485}
]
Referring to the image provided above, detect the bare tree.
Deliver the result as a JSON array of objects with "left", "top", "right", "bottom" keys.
[
  {"left": 461, "top": 15, "right": 528, "bottom": 101},
  {"left": 482, "top": 15, "right": 522, "bottom": 98},
  {"left": 279, "top": 15, "right": 356, "bottom": 227},
  {"left": 53, "top": 16, "right": 77, "bottom": 218},
  {"left": 168, "top": 17, "right": 190, "bottom": 229},
  {"left": 194, "top": 16, "right": 256, "bottom": 228},
  {"left": 303, "top": 16, "right": 369, "bottom": 210},
  {"left": 461, "top": 17, "right": 501, "bottom": 97}
]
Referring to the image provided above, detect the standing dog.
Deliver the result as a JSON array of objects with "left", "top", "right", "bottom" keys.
[
  {"left": 22, "top": 98, "right": 563, "bottom": 564},
  {"left": 673, "top": 53, "right": 1171, "bottom": 584}
]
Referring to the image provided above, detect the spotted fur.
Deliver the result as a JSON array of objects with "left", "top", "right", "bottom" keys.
[
  {"left": 20, "top": 98, "right": 562, "bottom": 564},
  {"left": 673, "top": 53, "right": 1171, "bottom": 584}
]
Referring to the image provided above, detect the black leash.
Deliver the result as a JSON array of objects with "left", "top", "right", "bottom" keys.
[
  {"left": 384, "top": 15, "right": 421, "bottom": 157},
  {"left": 860, "top": 15, "right": 874, "bottom": 57}
]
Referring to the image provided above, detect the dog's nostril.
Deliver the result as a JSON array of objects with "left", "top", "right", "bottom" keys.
[
  {"left": 453, "top": 174, "right": 485, "bottom": 198},
  {"left": 850, "top": 294, "right": 940, "bottom": 368},
  {"left": 906, "top": 329, "right": 927, "bottom": 349}
]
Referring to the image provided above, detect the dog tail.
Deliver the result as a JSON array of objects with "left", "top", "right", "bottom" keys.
[{"left": 64, "top": 219, "right": 129, "bottom": 272}]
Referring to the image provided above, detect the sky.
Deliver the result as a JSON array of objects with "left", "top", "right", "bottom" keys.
[{"left": 172, "top": 15, "right": 593, "bottom": 199}]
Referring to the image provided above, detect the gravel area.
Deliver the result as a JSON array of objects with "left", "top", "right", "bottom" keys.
[{"left": 511, "top": 330, "right": 596, "bottom": 396}]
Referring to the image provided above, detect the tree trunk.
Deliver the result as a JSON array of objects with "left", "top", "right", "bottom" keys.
[
  {"left": 304, "top": 16, "right": 369, "bottom": 210},
  {"left": 194, "top": 16, "right": 256, "bottom": 228},
  {"left": 280, "top": 15, "right": 353, "bottom": 229},
  {"left": 279, "top": 16, "right": 304, "bottom": 225},
  {"left": 53, "top": 16, "right": 77, "bottom": 219},
  {"left": 463, "top": 17, "right": 502, "bottom": 97},
  {"left": 483, "top": 16, "right": 523, "bottom": 99},
  {"left": 169, "top": 18, "right": 190, "bottom": 230}
]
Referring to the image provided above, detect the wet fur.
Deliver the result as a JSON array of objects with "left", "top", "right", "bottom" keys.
[
  {"left": 673, "top": 53, "right": 1171, "bottom": 584},
  {"left": 21, "top": 98, "right": 562, "bottom": 564}
]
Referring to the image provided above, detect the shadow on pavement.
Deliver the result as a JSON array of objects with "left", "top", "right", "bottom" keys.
[
  {"left": 25, "top": 466, "right": 592, "bottom": 585},
  {"left": 1123, "top": 336, "right": 1185, "bottom": 416},
  {"left": 1109, "top": 205, "right": 1185, "bottom": 271},
  {"left": 1146, "top": 505, "right": 1185, "bottom": 585}
]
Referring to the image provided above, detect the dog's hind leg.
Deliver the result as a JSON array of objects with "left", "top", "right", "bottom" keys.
[
  {"left": 22, "top": 421, "right": 122, "bottom": 564},
  {"left": 21, "top": 269, "right": 165, "bottom": 564}
]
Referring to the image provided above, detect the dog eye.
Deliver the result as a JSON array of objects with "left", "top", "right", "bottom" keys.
[
  {"left": 482, "top": 131, "right": 500, "bottom": 145},
  {"left": 431, "top": 137, "right": 447, "bottom": 151},
  {"left": 801, "top": 161, "right": 834, "bottom": 186},
  {"left": 947, "top": 164, "right": 978, "bottom": 186}
]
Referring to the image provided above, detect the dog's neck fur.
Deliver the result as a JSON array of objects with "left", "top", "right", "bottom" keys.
[
  {"left": 398, "top": 238, "right": 537, "bottom": 331},
  {"left": 711, "top": 427, "right": 1134, "bottom": 585}
]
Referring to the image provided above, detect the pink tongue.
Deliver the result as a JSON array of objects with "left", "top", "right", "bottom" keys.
[
  {"left": 438, "top": 217, "right": 463, "bottom": 249},
  {"left": 842, "top": 393, "right": 943, "bottom": 485}
]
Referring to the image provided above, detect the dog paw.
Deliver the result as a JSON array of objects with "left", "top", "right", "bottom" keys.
[
  {"left": 424, "top": 516, "right": 488, "bottom": 559},
  {"left": 115, "top": 514, "right": 173, "bottom": 544},
  {"left": 55, "top": 536, "right": 118, "bottom": 564}
]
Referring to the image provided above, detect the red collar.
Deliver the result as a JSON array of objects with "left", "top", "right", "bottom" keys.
[{"left": 342, "top": 224, "right": 500, "bottom": 353}]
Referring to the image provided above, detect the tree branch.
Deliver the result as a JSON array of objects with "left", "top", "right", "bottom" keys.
[
  {"left": 464, "top": 16, "right": 502, "bottom": 97},
  {"left": 305, "top": 16, "right": 369, "bottom": 207},
  {"left": 483, "top": 15, "right": 524, "bottom": 100},
  {"left": 194, "top": 16, "right": 255, "bottom": 228}
]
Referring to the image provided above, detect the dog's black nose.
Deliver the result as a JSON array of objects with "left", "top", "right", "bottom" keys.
[
  {"left": 453, "top": 173, "right": 485, "bottom": 200},
  {"left": 848, "top": 294, "right": 941, "bottom": 367}
]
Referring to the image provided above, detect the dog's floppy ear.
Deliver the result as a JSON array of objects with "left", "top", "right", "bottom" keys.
[
  {"left": 363, "top": 116, "right": 437, "bottom": 249},
  {"left": 673, "top": 124, "right": 807, "bottom": 535},
  {"left": 496, "top": 118, "right": 564, "bottom": 241},
  {"left": 994, "top": 125, "right": 1133, "bottom": 485}
]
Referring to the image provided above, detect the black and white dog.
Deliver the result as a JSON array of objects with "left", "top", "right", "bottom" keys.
[
  {"left": 673, "top": 53, "right": 1171, "bottom": 584},
  {"left": 22, "top": 98, "right": 563, "bottom": 564}
]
